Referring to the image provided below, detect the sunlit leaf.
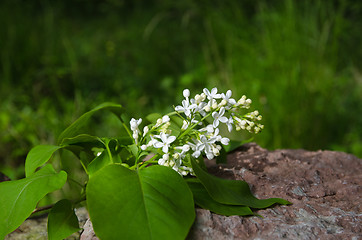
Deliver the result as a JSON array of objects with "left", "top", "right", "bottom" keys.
[
  {"left": 60, "top": 134, "right": 103, "bottom": 147},
  {"left": 0, "top": 165, "right": 67, "bottom": 239},
  {"left": 47, "top": 199, "right": 80, "bottom": 240},
  {"left": 25, "top": 145, "right": 62, "bottom": 177},
  {"left": 86, "top": 164, "right": 195, "bottom": 240},
  {"left": 58, "top": 102, "right": 124, "bottom": 144}
]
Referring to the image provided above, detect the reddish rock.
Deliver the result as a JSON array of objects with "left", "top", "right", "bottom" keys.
[
  {"left": 188, "top": 143, "right": 362, "bottom": 239},
  {"left": 80, "top": 219, "right": 99, "bottom": 240}
]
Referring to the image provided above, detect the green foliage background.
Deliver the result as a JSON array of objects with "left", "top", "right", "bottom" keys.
[{"left": 1, "top": 0, "right": 361, "bottom": 179}]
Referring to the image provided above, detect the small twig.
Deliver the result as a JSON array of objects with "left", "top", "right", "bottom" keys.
[
  {"left": 32, "top": 204, "right": 54, "bottom": 214},
  {"left": 31, "top": 197, "right": 87, "bottom": 215}
]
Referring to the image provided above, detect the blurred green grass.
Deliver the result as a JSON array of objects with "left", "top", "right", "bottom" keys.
[{"left": 1, "top": 0, "right": 361, "bottom": 179}]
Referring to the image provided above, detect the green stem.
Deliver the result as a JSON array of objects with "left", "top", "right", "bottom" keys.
[
  {"left": 130, "top": 150, "right": 141, "bottom": 170},
  {"left": 122, "top": 121, "right": 133, "bottom": 140},
  {"left": 115, "top": 114, "right": 133, "bottom": 140},
  {"left": 178, "top": 111, "right": 213, "bottom": 139},
  {"left": 68, "top": 177, "right": 84, "bottom": 188},
  {"left": 138, "top": 160, "right": 158, "bottom": 170},
  {"left": 104, "top": 139, "right": 114, "bottom": 163},
  {"left": 167, "top": 110, "right": 181, "bottom": 117},
  {"left": 145, "top": 154, "right": 159, "bottom": 162},
  {"left": 130, "top": 154, "right": 159, "bottom": 170},
  {"left": 80, "top": 160, "right": 89, "bottom": 175},
  {"left": 31, "top": 195, "right": 87, "bottom": 215}
]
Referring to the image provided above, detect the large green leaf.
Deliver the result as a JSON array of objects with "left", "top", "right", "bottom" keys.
[
  {"left": 216, "top": 145, "right": 228, "bottom": 164},
  {"left": 187, "top": 180, "right": 254, "bottom": 216},
  {"left": 191, "top": 158, "right": 291, "bottom": 208},
  {"left": 0, "top": 165, "right": 67, "bottom": 239},
  {"left": 25, "top": 145, "right": 62, "bottom": 177},
  {"left": 58, "top": 102, "right": 124, "bottom": 144},
  {"left": 87, "top": 152, "right": 112, "bottom": 176},
  {"left": 86, "top": 164, "right": 195, "bottom": 240},
  {"left": 47, "top": 199, "right": 80, "bottom": 240}
]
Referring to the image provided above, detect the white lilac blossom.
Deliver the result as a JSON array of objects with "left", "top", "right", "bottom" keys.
[
  {"left": 130, "top": 118, "right": 142, "bottom": 144},
  {"left": 158, "top": 153, "right": 170, "bottom": 166},
  {"left": 199, "top": 124, "right": 214, "bottom": 134},
  {"left": 236, "top": 95, "right": 252, "bottom": 109},
  {"left": 220, "top": 90, "right": 236, "bottom": 108},
  {"left": 175, "top": 99, "right": 195, "bottom": 118},
  {"left": 143, "top": 126, "right": 149, "bottom": 137},
  {"left": 154, "top": 115, "right": 170, "bottom": 128},
  {"left": 183, "top": 89, "right": 190, "bottom": 99},
  {"left": 181, "top": 120, "right": 189, "bottom": 130},
  {"left": 137, "top": 87, "right": 263, "bottom": 176},
  {"left": 225, "top": 116, "right": 234, "bottom": 132},
  {"left": 153, "top": 132, "right": 176, "bottom": 153},
  {"left": 212, "top": 128, "right": 230, "bottom": 146},
  {"left": 203, "top": 87, "right": 221, "bottom": 101},
  {"left": 162, "top": 115, "right": 170, "bottom": 123},
  {"left": 190, "top": 135, "right": 218, "bottom": 160},
  {"left": 212, "top": 107, "right": 228, "bottom": 128},
  {"left": 174, "top": 144, "right": 191, "bottom": 158}
]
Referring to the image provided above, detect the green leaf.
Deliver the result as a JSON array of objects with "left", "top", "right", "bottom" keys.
[
  {"left": 58, "top": 102, "right": 124, "bottom": 144},
  {"left": 47, "top": 199, "right": 80, "bottom": 240},
  {"left": 127, "top": 143, "right": 139, "bottom": 158},
  {"left": 187, "top": 180, "right": 254, "bottom": 216},
  {"left": 191, "top": 158, "right": 291, "bottom": 208},
  {"left": 223, "top": 138, "right": 254, "bottom": 153},
  {"left": 87, "top": 152, "right": 112, "bottom": 176},
  {"left": 117, "top": 136, "right": 133, "bottom": 146},
  {"left": 86, "top": 164, "right": 195, "bottom": 240},
  {"left": 60, "top": 134, "right": 106, "bottom": 169},
  {"left": 106, "top": 139, "right": 123, "bottom": 163},
  {"left": 0, "top": 165, "right": 67, "bottom": 239},
  {"left": 119, "top": 147, "right": 136, "bottom": 166},
  {"left": 216, "top": 145, "right": 228, "bottom": 164},
  {"left": 145, "top": 112, "right": 162, "bottom": 123},
  {"left": 60, "top": 134, "right": 103, "bottom": 147},
  {"left": 25, "top": 145, "right": 62, "bottom": 177}
]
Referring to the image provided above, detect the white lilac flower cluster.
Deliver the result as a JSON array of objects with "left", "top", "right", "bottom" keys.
[{"left": 129, "top": 88, "right": 263, "bottom": 176}]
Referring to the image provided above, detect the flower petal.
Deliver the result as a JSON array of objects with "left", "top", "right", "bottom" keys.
[{"left": 167, "top": 136, "right": 176, "bottom": 144}]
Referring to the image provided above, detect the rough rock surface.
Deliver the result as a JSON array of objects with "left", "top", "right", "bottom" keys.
[
  {"left": 4, "top": 143, "right": 361, "bottom": 239},
  {"left": 4, "top": 207, "right": 89, "bottom": 240},
  {"left": 188, "top": 143, "right": 362, "bottom": 240}
]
